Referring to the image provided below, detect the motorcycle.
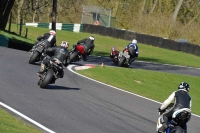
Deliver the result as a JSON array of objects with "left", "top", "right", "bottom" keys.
[
  {"left": 118, "top": 47, "right": 136, "bottom": 67},
  {"left": 29, "top": 40, "right": 49, "bottom": 64},
  {"left": 37, "top": 58, "right": 63, "bottom": 88},
  {"left": 68, "top": 44, "right": 85, "bottom": 63},
  {"left": 110, "top": 48, "right": 119, "bottom": 65},
  {"left": 156, "top": 106, "right": 191, "bottom": 133}
]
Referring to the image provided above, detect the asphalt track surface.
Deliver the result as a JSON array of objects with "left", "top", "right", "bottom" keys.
[{"left": 0, "top": 46, "right": 199, "bottom": 133}]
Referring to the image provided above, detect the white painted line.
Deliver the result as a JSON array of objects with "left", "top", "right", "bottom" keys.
[
  {"left": 0, "top": 101, "right": 56, "bottom": 133},
  {"left": 68, "top": 65, "right": 200, "bottom": 118},
  {"left": 74, "top": 66, "right": 92, "bottom": 70}
]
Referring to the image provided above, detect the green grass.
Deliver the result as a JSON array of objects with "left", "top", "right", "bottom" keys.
[
  {"left": 77, "top": 66, "right": 200, "bottom": 115},
  {"left": 0, "top": 108, "right": 41, "bottom": 133}
]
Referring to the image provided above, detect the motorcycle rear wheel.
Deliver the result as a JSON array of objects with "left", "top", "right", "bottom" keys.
[
  {"left": 69, "top": 51, "right": 79, "bottom": 63},
  {"left": 39, "top": 69, "right": 54, "bottom": 88},
  {"left": 118, "top": 56, "right": 126, "bottom": 67},
  {"left": 29, "top": 51, "right": 39, "bottom": 64}
]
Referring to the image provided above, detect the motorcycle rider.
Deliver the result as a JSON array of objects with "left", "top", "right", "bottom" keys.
[
  {"left": 37, "top": 41, "right": 69, "bottom": 83},
  {"left": 110, "top": 47, "right": 119, "bottom": 58},
  {"left": 123, "top": 39, "right": 139, "bottom": 63},
  {"left": 76, "top": 36, "right": 95, "bottom": 61},
  {"left": 30, "top": 30, "right": 56, "bottom": 52},
  {"left": 157, "top": 82, "right": 191, "bottom": 133},
  {"left": 110, "top": 47, "right": 119, "bottom": 64}
]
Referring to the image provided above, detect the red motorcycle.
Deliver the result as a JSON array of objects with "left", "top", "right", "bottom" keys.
[
  {"left": 68, "top": 44, "right": 85, "bottom": 63},
  {"left": 110, "top": 47, "right": 119, "bottom": 65}
]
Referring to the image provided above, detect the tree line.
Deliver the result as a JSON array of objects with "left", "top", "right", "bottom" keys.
[{"left": 1, "top": 0, "right": 200, "bottom": 44}]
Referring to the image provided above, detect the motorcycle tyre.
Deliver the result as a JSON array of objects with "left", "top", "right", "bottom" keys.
[
  {"left": 39, "top": 69, "right": 54, "bottom": 88},
  {"left": 172, "top": 126, "right": 186, "bottom": 133},
  {"left": 69, "top": 51, "right": 79, "bottom": 63},
  {"left": 29, "top": 51, "right": 39, "bottom": 64},
  {"left": 118, "top": 56, "right": 126, "bottom": 67}
]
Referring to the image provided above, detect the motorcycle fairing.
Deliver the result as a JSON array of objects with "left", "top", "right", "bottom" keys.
[{"left": 76, "top": 45, "right": 85, "bottom": 55}]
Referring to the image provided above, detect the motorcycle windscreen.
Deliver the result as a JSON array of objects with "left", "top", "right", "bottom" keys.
[{"left": 76, "top": 45, "right": 85, "bottom": 55}]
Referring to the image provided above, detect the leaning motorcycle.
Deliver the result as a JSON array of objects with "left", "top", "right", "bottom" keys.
[
  {"left": 38, "top": 58, "right": 63, "bottom": 88},
  {"left": 156, "top": 106, "right": 191, "bottom": 133},
  {"left": 29, "top": 40, "right": 49, "bottom": 64},
  {"left": 110, "top": 49, "right": 119, "bottom": 65},
  {"left": 118, "top": 47, "right": 135, "bottom": 67},
  {"left": 68, "top": 44, "right": 85, "bottom": 63}
]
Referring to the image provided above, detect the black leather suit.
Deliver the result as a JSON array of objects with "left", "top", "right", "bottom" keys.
[
  {"left": 42, "top": 46, "right": 69, "bottom": 78},
  {"left": 160, "top": 90, "right": 191, "bottom": 132},
  {"left": 77, "top": 38, "right": 95, "bottom": 59},
  {"left": 37, "top": 33, "right": 56, "bottom": 47}
]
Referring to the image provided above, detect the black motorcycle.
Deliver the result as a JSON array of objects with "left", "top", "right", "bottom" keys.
[
  {"left": 68, "top": 44, "right": 85, "bottom": 63},
  {"left": 29, "top": 40, "right": 49, "bottom": 64},
  {"left": 37, "top": 58, "right": 63, "bottom": 88}
]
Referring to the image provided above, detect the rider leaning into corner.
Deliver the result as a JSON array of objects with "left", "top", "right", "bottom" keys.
[
  {"left": 123, "top": 39, "right": 139, "bottom": 63},
  {"left": 110, "top": 47, "right": 119, "bottom": 59},
  {"left": 158, "top": 82, "right": 192, "bottom": 133},
  {"left": 37, "top": 41, "right": 70, "bottom": 83},
  {"left": 76, "top": 36, "right": 95, "bottom": 61},
  {"left": 30, "top": 30, "right": 57, "bottom": 52}
]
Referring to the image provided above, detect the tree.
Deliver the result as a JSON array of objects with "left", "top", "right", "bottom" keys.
[
  {"left": 0, "top": 0, "right": 15, "bottom": 30},
  {"left": 173, "top": 0, "right": 183, "bottom": 23}
]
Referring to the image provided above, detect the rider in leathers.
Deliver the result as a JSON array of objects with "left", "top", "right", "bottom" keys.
[
  {"left": 38, "top": 41, "right": 69, "bottom": 83},
  {"left": 123, "top": 39, "right": 139, "bottom": 64},
  {"left": 158, "top": 82, "right": 191, "bottom": 133},
  {"left": 76, "top": 36, "right": 95, "bottom": 61},
  {"left": 30, "top": 30, "right": 56, "bottom": 52}
]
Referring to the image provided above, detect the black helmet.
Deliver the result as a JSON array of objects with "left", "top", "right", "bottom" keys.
[{"left": 178, "top": 82, "right": 190, "bottom": 92}]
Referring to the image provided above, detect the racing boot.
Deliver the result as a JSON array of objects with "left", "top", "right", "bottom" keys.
[
  {"left": 158, "top": 123, "right": 168, "bottom": 132},
  {"left": 37, "top": 63, "right": 46, "bottom": 76},
  {"left": 82, "top": 54, "right": 87, "bottom": 61}
]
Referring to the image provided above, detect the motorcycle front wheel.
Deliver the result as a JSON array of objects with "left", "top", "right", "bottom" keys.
[
  {"left": 39, "top": 69, "right": 54, "bottom": 88},
  {"left": 29, "top": 51, "right": 39, "bottom": 64}
]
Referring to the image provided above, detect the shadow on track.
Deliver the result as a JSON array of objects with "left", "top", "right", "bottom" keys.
[{"left": 43, "top": 85, "right": 81, "bottom": 90}]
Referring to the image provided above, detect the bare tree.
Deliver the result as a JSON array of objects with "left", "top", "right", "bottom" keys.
[
  {"left": 150, "top": 0, "right": 158, "bottom": 13},
  {"left": 172, "top": 0, "right": 183, "bottom": 23},
  {"left": 0, "top": 0, "right": 15, "bottom": 30}
]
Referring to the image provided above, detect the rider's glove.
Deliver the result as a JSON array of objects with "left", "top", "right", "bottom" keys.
[{"left": 158, "top": 108, "right": 165, "bottom": 113}]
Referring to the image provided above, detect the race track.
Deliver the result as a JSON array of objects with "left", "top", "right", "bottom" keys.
[{"left": 0, "top": 46, "right": 199, "bottom": 133}]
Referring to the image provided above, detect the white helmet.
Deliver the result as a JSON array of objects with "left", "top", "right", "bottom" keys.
[
  {"left": 132, "top": 39, "right": 137, "bottom": 44},
  {"left": 49, "top": 30, "right": 56, "bottom": 36},
  {"left": 89, "top": 36, "right": 95, "bottom": 40},
  {"left": 60, "top": 41, "right": 69, "bottom": 48}
]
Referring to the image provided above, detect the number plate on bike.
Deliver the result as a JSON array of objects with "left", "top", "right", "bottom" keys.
[
  {"left": 124, "top": 51, "right": 130, "bottom": 58},
  {"left": 37, "top": 46, "right": 44, "bottom": 52},
  {"left": 41, "top": 63, "right": 45, "bottom": 70}
]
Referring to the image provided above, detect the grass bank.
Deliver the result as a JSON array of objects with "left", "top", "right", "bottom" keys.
[
  {"left": 0, "top": 108, "right": 41, "bottom": 133},
  {"left": 77, "top": 66, "right": 200, "bottom": 115}
]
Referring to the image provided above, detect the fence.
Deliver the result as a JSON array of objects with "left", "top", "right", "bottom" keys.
[
  {"left": 83, "top": 24, "right": 200, "bottom": 57},
  {"left": 25, "top": 23, "right": 83, "bottom": 32},
  {"left": 80, "top": 5, "right": 116, "bottom": 27}
]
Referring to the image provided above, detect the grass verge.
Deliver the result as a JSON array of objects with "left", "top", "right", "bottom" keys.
[
  {"left": 76, "top": 66, "right": 200, "bottom": 115},
  {"left": 0, "top": 108, "right": 41, "bottom": 133}
]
